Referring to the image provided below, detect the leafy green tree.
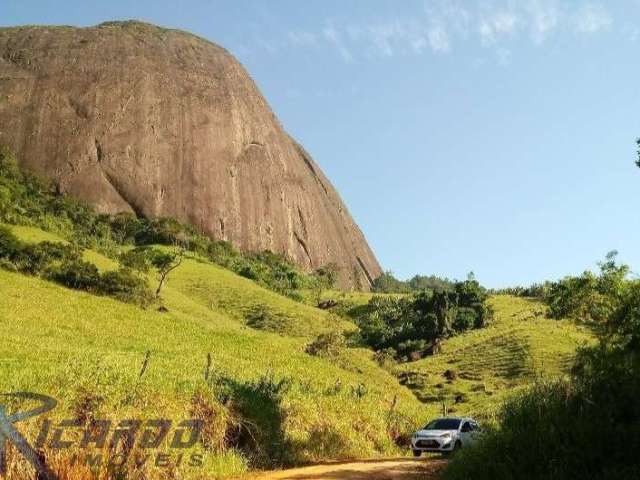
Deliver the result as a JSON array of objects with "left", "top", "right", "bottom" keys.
[
  {"left": 371, "top": 271, "right": 410, "bottom": 293},
  {"left": 150, "top": 249, "right": 184, "bottom": 297},
  {"left": 119, "top": 246, "right": 154, "bottom": 273},
  {"left": 356, "top": 279, "right": 491, "bottom": 360},
  {"left": 98, "top": 268, "right": 152, "bottom": 305},
  {"left": 373, "top": 271, "right": 454, "bottom": 293},
  {"left": 546, "top": 251, "right": 629, "bottom": 323}
]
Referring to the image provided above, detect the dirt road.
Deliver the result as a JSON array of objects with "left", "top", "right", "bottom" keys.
[{"left": 254, "top": 458, "right": 447, "bottom": 480}]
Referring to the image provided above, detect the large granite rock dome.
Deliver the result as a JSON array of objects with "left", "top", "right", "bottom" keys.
[{"left": 0, "top": 21, "right": 381, "bottom": 288}]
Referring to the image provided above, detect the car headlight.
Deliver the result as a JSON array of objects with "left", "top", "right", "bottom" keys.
[{"left": 439, "top": 433, "right": 452, "bottom": 439}]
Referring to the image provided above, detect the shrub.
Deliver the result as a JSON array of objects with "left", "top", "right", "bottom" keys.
[
  {"left": 119, "top": 246, "right": 153, "bottom": 273},
  {"left": 445, "top": 254, "right": 640, "bottom": 480},
  {"left": 305, "top": 331, "right": 346, "bottom": 357},
  {"left": 97, "top": 268, "right": 152, "bottom": 305},
  {"left": 356, "top": 280, "right": 491, "bottom": 361},
  {"left": 0, "top": 228, "right": 80, "bottom": 276},
  {"left": 490, "top": 282, "right": 550, "bottom": 298},
  {"left": 0, "top": 153, "right": 326, "bottom": 300},
  {"left": 190, "top": 390, "right": 241, "bottom": 453},
  {"left": 15, "top": 241, "right": 79, "bottom": 275},
  {"left": 397, "top": 339, "right": 427, "bottom": 360},
  {"left": 372, "top": 271, "right": 455, "bottom": 293},
  {"left": 135, "top": 217, "right": 190, "bottom": 246},
  {"left": 371, "top": 272, "right": 411, "bottom": 293},
  {"left": 50, "top": 260, "right": 101, "bottom": 291},
  {"left": 445, "top": 369, "right": 640, "bottom": 480},
  {"left": 202, "top": 239, "right": 239, "bottom": 268},
  {"left": 244, "top": 305, "right": 293, "bottom": 334},
  {"left": 109, "top": 213, "right": 145, "bottom": 244},
  {"left": 0, "top": 225, "right": 21, "bottom": 260},
  {"left": 0, "top": 147, "right": 20, "bottom": 178},
  {"left": 212, "top": 371, "right": 293, "bottom": 466},
  {"left": 546, "top": 251, "right": 629, "bottom": 324},
  {"left": 373, "top": 347, "right": 397, "bottom": 367},
  {"left": 453, "top": 307, "right": 476, "bottom": 332}
]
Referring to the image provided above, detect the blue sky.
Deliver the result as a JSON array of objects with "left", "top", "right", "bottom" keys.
[{"left": 3, "top": 1, "right": 640, "bottom": 287}]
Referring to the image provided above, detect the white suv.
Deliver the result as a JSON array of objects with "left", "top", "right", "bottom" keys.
[{"left": 411, "top": 417, "right": 481, "bottom": 456}]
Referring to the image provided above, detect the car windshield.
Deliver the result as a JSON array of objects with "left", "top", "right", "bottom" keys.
[{"left": 424, "top": 419, "right": 461, "bottom": 430}]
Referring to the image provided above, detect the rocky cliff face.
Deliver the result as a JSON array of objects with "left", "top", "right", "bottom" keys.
[{"left": 0, "top": 21, "right": 381, "bottom": 288}]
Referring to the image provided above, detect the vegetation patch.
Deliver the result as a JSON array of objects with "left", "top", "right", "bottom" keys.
[
  {"left": 353, "top": 279, "right": 493, "bottom": 361},
  {"left": 0, "top": 147, "right": 337, "bottom": 301},
  {"left": 445, "top": 253, "right": 640, "bottom": 480}
]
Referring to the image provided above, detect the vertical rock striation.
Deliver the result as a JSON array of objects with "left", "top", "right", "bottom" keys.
[{"left": 0, "top": 21, "right": 382, "bottom": 288}]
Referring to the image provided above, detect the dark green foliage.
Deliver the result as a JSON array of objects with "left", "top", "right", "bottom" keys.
[
  {"left": 0, "top": 148, "right": 330, "bottom": 300},
  {"left": 135, "top": 217, "right": 191, "bottom": 246},
  {"left": 396, "top": 339, "right": 427, "bottom": 359},
  {"left": 371, "top": 272, "right": 411, "bottom": 293},
  {"left": 119, "top": 246, "right": 153, "bottom": 273},
  {"left": 0, "top": 223, "right": 152, "bottom": 304},
  {"left": 15, "top": 241, "right": 79, "bottom": 275},
  {"left": 207, "top": 371, "right": 294, "bottom": 467},
  {"left": 445, "top": 255, "right": 640, "bottom": 480},
  {"left": 98, "top": 268, "right": 153, "bottom": 305},
  {"left": 201, "top": 239, "right": 238, "bottom": 267},
  {"left": 109, "top": 213, "right": 145, "bottom": 244},
  {"left": 372, "top": 271, "right": 454, "bottom": 293},
  {"left": 407, "top": 274, "right": 455, "bottom": 292},
  {"left": 546, "top": 251, "right": 629, "bottom": 323},
  {"left": 446, "top": 345, "right": 640, "bottom": 480},
  {"left": 0, "top": 226, "right": 81, "bottom": 276},
  {"left": 453, "top": 307, "right": 477, "bottom": 331},
  {"left": 310, "top": 263, "right": 340, "bottom": 303},
  {"left": 50, "top": 259, "right": 101, "bottom": 291},
  {"left": 232, "top": 251, "right": 309, "bottom": 300},
  {"left": 119, "top": 246, "right": 184, "bottom": 298},
  {"left": 356, "top": 280, "right": 492, "bottom": 360},
  {"left": 0, "top": 225, "right": 21, "bottom": 259},
  {"left": 490, "top": 282, "right": 550, "bottom": 298},
  {"left": 0, "top": 147, "right": 118, "bottom": 253}
]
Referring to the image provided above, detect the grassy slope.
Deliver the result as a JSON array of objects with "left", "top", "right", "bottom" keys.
[
  {"left": 0, "top": 225, "right": 430, "bottom": 478},
  {"left": 396, "top": 295, "right": 595, "bottom": 418},
  {"left": 1, "top": 225, "right": 596, "bottom": 477}
]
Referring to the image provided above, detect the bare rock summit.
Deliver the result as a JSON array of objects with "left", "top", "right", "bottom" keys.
[{"left": 0, "top": 21, "right": 382, "bottom": 288}]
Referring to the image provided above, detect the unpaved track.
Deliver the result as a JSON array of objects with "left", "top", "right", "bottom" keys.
[{"left": 254, "top": 458, "right": 447, "bottom": 480}]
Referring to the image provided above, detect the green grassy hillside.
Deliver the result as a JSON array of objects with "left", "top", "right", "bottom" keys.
[
  {"left": 1, "top": 223, "right": 597, "bottom": 480},
  {"left": 396, "top": 295, "right": 595, "bottom": 417},
  {"left": 1, "top": 225, "right": 431, "bottom": 479}
]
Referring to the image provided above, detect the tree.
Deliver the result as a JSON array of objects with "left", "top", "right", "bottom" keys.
[
  {"left": 546, "top": 251, "right": 630, "bottom": 323},
  {"left": 150, "top": 249, "right": 184, "bottom": 297},
  {"left": 371, "top": 271, "right": 410, "bottom": 293},
  {"left": 311, "top": 263, "right": 340, "bottom": 304},
  {"left": 119, "top": 246, "right": 153, "bottom": 273}
]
